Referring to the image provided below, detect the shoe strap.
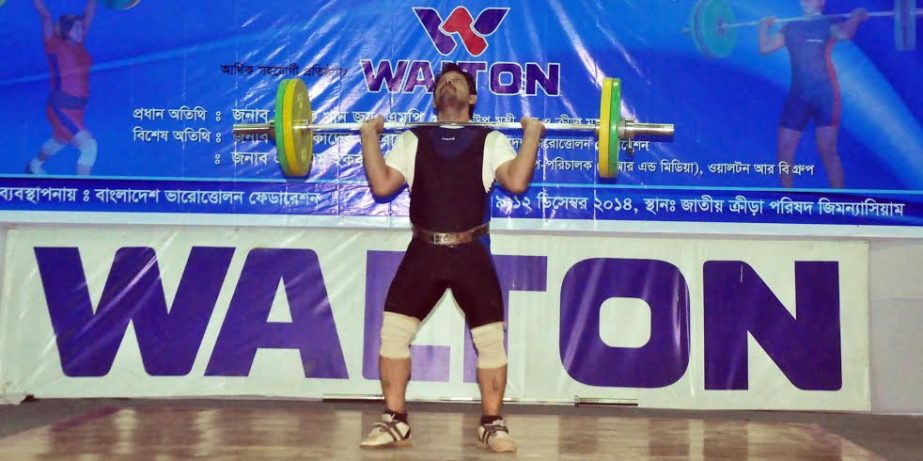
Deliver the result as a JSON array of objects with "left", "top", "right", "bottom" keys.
[
  {"left": 373, "top": 420, "right": 409, "bottom": 442},
  {"left": 479, "top": 423, "right": 509, "bottom": 443}
]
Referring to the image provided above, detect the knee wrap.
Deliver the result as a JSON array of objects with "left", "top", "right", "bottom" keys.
[
  {"left": 77, "top": 138, "right": 98, "bottom": 167},
  {"left": 41, "top": 138, "right": 66, "bottom": 157},
  {"left": 379, "top": 312, "right": 420, "bottom": 359},
  {"left": 471, "top": 322, "right": 507, "bottom": 369}
]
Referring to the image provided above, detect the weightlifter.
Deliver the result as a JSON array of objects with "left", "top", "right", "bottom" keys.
[
  {"left": 28, "top": 0, "right": 99, "bottom": 176},
  {"left": 758, "top": 0, "right": 868, "bottom": 188},
  {"left": 357, "top": 63, "right": 544, "bottom": 453}
]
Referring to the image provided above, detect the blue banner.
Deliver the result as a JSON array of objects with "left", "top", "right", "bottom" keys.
[{"left": 1, "top": 0, "right": 920, "bottom": 230}]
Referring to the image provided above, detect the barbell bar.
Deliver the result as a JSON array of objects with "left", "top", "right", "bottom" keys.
[
  {"left": 233, "top": 121, "right": 674, "bottom": 138},
  {"left": 232, "top": 77, "right": 675, "bottom": 179},
  {"left": 721, "top": 11, "right": 901, "bottom": 29},
  {"left": 686, "top": 0, "right": 919, "bottom": 58}
]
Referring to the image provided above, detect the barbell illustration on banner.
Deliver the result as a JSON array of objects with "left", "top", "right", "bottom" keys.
[
  {"left": 684, "top": 0, "right": 920, "bottom": 58},
  {"left": 231, "top": 78, "right": 675, "bottom": 179},
  {"left": 104, "top": 0, "right": 141, "bottom": 10}
]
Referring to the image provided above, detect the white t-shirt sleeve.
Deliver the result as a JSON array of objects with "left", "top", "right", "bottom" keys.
[
  {"left": 482, "top": 131, "right": 518, "bottom": 192},
  {"left": 384, "top": 131, "right": 418, "bottom": 189}
]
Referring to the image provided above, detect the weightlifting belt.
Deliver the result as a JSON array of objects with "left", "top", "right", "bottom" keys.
[
  {"left": 49, "top": 91, "right": 89, "bottom": 109},
  {"left": 412, "top": 223, "right": 489, "bottom": 246}
]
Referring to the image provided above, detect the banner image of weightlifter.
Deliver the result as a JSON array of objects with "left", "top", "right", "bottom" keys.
[
  {"left": 26, "top": 0, "right": 99, "bottom": 176},
  {"left": 758, "top": 0, "right": 869, "bottom": 188},
  {"left": 686, "top": 0, "right": 921, "bottom": 192}
]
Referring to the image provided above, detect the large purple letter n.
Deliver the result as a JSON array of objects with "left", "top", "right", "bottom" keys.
[{"left": 704, "top": 261, "right": 842, "bottom": 390}]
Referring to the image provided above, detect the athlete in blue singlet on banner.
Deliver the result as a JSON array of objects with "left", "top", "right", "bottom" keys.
[{"left": 759, "top": 0, "right": 868, "bottom": 188}]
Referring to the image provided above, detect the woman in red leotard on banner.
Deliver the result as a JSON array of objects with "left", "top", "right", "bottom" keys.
[{"left": 28, "top": 0, "right": 98, "bottom": 176}]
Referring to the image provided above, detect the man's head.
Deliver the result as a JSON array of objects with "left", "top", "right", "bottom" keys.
[
  {"left": 433, "top": 63, "right": 477, "bottom": 119},
  {"left": 58, "top": 15, "right": 85, "bottom": 43},
  {"left": 800, "top": 0, "right": 825, "bottom": 15}
]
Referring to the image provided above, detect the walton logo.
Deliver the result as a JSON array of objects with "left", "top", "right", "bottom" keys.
[
  {"left": 413, "top": 6, "right": 509, "bottom": 56},
  {"left": 361, "top": 6, "right": 557, "bottom": 96}
]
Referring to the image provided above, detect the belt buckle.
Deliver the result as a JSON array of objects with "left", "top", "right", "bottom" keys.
[
  {"left": 415, "top": 224, "right": 486, "bottom": 246},
  {"left": 432, "top": 232, "right": 456, "bottom": 245}
]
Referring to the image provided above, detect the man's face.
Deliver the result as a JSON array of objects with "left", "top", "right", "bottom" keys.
[
  {"left": 800, "top": 0, "right": 825, "bottom": 14},
  {"left": 434, "top": 71, "right": 476, "bottom": 113},
  {"left": 67, "top": 20, "right": 85, "bottom": 43}
]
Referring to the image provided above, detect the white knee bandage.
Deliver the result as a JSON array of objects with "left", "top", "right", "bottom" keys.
[
  {"left": 76, "top": 138, "right": 98, "bottom": 167},
  {"left": 41, "top": 138, "right": 66, "bottom": 157},
  {"left": 379, "top": 312, "right": 420, "bottom": 359},
  {"left": 471, "top": 321, "right": 507, "bottom": 369}
]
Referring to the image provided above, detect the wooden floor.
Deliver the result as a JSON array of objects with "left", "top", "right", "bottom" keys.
[{"left": 0, "top": 406, "right": 883, "bottom": 460}]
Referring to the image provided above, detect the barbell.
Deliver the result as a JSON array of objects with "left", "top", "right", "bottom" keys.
[
  {"left": 232, "top": 77, "right": 675, "bottom": 179},
  {"left": 686, "top": 0, "right": 919, "bottom": 58},
  {"left": 104, "top": 0, "right": 141, "bottom": 10}
]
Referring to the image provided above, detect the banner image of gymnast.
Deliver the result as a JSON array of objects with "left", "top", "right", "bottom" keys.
[{"left": 0, "top": 0, "right": 920, "bottom": 230}]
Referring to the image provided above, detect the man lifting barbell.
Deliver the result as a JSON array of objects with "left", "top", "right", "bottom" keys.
[
  {"left": 230, "top": 68, "right": 673, "bottom": 453},
  {"left": 758, "top": 0, "right": 869, "bottom": 188},
  {"left": 231, "top": 78, "right": 671, "bottom": 452},
  {"left": 356, "top": 63, "right": 542, "bottom": 453}
]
